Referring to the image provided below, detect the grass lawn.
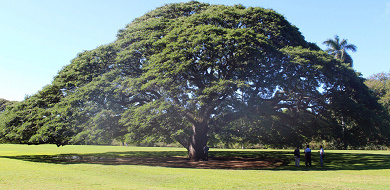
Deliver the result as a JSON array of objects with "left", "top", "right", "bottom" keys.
[{"left": 0, "top": 144, "right": 389, "bottom": 189}]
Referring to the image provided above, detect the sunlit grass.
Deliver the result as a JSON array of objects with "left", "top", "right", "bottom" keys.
[{"left": 1, "top": 144, "right": 390, "bottom": 189}]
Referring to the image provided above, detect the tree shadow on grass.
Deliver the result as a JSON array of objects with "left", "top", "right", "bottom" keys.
[{"left": 2, "top": 150, "right": 390, "bottom": 171}]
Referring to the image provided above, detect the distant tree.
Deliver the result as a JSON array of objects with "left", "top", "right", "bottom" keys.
[
  {"left": 323, "top": 35, "right": 357, "bottom": 66},
  {"left": 365, "top": 72, "right": 390, "bottom": 113}
]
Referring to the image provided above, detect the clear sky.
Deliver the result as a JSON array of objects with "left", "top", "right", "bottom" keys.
[{"left": 1, "top": 0, "right": 389, "bottom": 101}]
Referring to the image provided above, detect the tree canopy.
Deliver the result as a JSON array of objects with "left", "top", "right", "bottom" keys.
[
  {"left": 1, "top": 2, "right": 388, "bottom": 159},
  {"left": 0, "top": 98, "right": 16, "bottom": 113},
  {"left": 365, "top": 72, "right": 390, "bottom": 114}
]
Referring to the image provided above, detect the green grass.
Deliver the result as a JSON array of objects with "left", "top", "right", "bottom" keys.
[{"left": 1, "top": 144, "right": 390, "bottom": 189}]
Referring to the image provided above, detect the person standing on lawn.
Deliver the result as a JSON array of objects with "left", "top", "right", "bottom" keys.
[
  {"left": 294, "top": 146, "right": 301, "bottom": 167},
  {"left": 203, "top": 145, "right": 209, "bottom": 161},
  {"left": 319, "top": 145, "right": 324, "bottom": 167},
  {"left": 304, "top": 145, "right": 312, "bottom": 166}
]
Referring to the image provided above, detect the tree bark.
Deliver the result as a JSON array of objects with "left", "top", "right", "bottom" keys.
[{"left": 187, "top": 123, "right": 208, "bottom": 161}]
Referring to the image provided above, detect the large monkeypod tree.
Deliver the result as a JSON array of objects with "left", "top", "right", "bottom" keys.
[
  {"left": 1, "top": 2, "right": 388, "bottom": 160},
  {"left": 118, "top": 4, "right": 314, "bottom": 160}
]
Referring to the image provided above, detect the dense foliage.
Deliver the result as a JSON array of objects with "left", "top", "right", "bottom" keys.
[
  {"left": 365, "top": 72, "right": 390, "bottom": 114},
  {"left": 0, "top": 99, "right": 16, "bottom": 113},
  {"left": 1, "top": 2, "right": 388, "bottom": 159}
]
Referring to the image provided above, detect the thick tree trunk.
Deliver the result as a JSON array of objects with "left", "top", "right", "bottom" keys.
[{"left": 187, "top": 124, "right": 208, "bottom": 161}]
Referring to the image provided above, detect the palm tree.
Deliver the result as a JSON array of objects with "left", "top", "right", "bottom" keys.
[{"left": 323, "top": 35, "right": 357, "bottom": 67}]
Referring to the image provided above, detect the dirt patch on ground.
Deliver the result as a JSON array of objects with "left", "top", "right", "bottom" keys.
[{"left": 64, "top": 156, "right": 284, "bottom": 170}]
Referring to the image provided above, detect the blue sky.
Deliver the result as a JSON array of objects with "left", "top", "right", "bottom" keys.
[{"left": 1, "top": 0, "right": 389, "bottom": 101}]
